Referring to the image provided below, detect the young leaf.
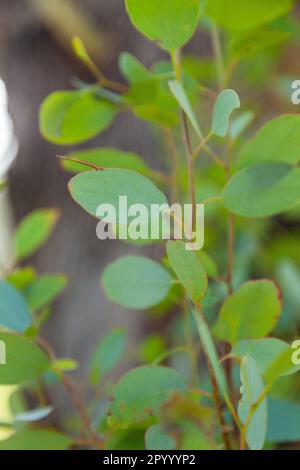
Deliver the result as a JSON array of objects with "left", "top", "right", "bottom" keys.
[
  {"left": 214, "top": 280, "right": 282, "bottom": 346},
  {"left": 0, "top": 332, "right": 50, "bottom": 385},
  {"left": 14, "top": 209, "right": 59, "bottom": 261},
  {"left": 0, "top": 429, "right": 71, "bottom": 450},
  {"left": 168, "top": 80, "right": 203, "bottom": 139},
  {"left": 240, "top": 115, "right": 300, "bottom": 168},
  {"left": 232, "top": 338, "right": 298, "bottom": 377},
  {"left": 61, "top": 148, "right": 147, "bottom": 174},
  {"left": 101, "top": 255, "right": 172, "bottom": 310},
  {"left": 6, "top": 267, "right": 36, "bottom": 290},
  {"left": 0, "top": 281, "right": 31, "bottom": 333},
  {"left": 145, "top": 425, "right": 176, "bottom": 450},
  {"left": 108, "top": 366, "right": 187, "bottom": 428},
  {"left": 24, "top": 274, "right": 68, "bottom": 311},
  {"left": 222, "top": 163, "right": 300, "bottom": 218},
  {"left": 167, "top": 240, "right": 208, "bottom": 303},
  {"left": 211, "top": 89, "right": 240, "bottom": 138},
  {"left": 238, "top": 356, "right": 268, "bottom": 450},
  {"left": 206, "top": 0, "right": 295, "bottom": 32},
  {"left": 119, "top": 52, "right": 151, "bottom": 84},
  {"left": 125, "top": 0, "right": 201, "bottom": 51},
  {"left": 89, "top": 328, "right": 127, "bottom": 384},
  {"left": 40, "top": 90, "right": 116, "bottom": 145}
]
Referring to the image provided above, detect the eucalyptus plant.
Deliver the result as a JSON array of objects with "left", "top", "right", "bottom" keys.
[{"left": 1, "top": 0, "right": 300, "bottom": 451}]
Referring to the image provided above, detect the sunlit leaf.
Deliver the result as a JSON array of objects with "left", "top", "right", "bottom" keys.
[
  {"left": 40, "top": 90, "right": 116, "bottom": 145},
  {"left": 14, "top": 209, "right": 59, "bottom": 261},
  {"left": 24, "top": 274, "right": 68, "bottom": 311},
  {"left": 238, "top": 356, "right": 268, "bottom": 450},
  {"left": 167, "top": 240, "right": 207, "bottom": 303},
  {"left": 0, "top": 332, "right": 50, "bottom": 385},
  {"left": 214, "top": 280, "right": 282, "bottom": 345},
  {"left": 125, "top": 0, "right": 201, "bottom": 51},
  {"left": 206, "top": 0, "right": 295, "bottom": 32}
]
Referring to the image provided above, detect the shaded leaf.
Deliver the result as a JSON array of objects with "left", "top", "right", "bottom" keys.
[
  {"left": 206, "top": 0, "right": 295, "bottom": 32},
  {"left": 223, "top": 163, "right": 300, "bottom": 218},
  {"left": 145, "top": 425, "right": 176, "bottom": 450},
  {"left": 102, "top": 255, "right": 172, "bottom": 310},
  {"left": 89, "top": 328, "right": 127, "bottom": 384},
  {"left": 108, "top": 366, "right": 187, "bottom": 428},
  {"left": 0, "top": 281, "right": 31, "bottom": 333}
]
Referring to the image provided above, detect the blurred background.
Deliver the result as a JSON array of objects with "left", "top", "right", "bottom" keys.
[{"left": 1, "top": 0, "right": 300, "bottom": 436}]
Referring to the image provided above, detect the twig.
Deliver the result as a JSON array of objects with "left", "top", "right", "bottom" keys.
[
  {"left": 57, "top": 155, "right": 104, "bottom": 171},
  {"left": 37, "top": 337, "right": 103, "bottom": 449}
]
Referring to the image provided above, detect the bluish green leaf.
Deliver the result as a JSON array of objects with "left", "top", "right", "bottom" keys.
[
  {"left": 102, "top": 256, "right": 172, "bottom": 310},
  {"left": 0, "top": 281, "right": 31, "bottom": 332},
  {"left": 238, "top": 356, "right": 268, "bottom": 450},
  {"left": 89, "top": 329, "right": 127, "bottom": 384},
  {"left": 223, "top": 163, "right": 300, "bottom": 218},
  {"left": 211, "top": 89, "right": 240, "bottom": 138}
]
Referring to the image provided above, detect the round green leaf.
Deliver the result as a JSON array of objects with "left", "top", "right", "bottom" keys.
[
  {"left": 101, "top": 255, "right": 172, "bottom": 310},
  {"left": 167, "top": 240, "right": 208, "bottom": 303},
  {"left": 61, "top": 148, "right": 147, "bottom": 174},
  {"left": 0, "top": 332, "right": 50, "bottom": 384},
  {"left": 223, "top": 163, "right": 300, "bottom": 218},
  {"left": 68, "top": 168, "right": 167, "bottom": 219},
  {"left": 14, "top": 209, "right": 59, "bottom": 261},
  {"left": 40, "top": 90, "right": 116, "bottom": 145},
  {"left": 125, "top": 0, "right": 201, "bottom": 51},
  {"left": 0, "top": 281, "right": 31, "bottom": 333},
  {"left": 108, "top": 366, "right": 187, "bottom": 428},
  {"left": 214, "top": 280, "right": 282, "bottom": 346},
  {"left": 240, "top": 115, "right": 300, "bottom": 168},
  {"left": 211, "top": 89, "right": 240, "bottom": 138},
  {"left": 206, "top": 0, "right": 295, "bottom": 32}
]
